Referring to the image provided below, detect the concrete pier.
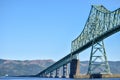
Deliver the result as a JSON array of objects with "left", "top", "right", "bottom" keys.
[
  {"left": 41, "top": 73, "right": 46, "bottom": 78},
  {"left": 62, "top": 64, "right": 68, "bottom": 78},
  {"left": 55, "top": 68, "right": 60, "bottom": 78},
  {"left": 69, "top": 59, "right": 80, "bottom": 78},
  {"left": 50, "top": 72, "right": 54, "bottom": 78},
  {"left": 74, "top": 74, "right": 120, "bottom": 79}
]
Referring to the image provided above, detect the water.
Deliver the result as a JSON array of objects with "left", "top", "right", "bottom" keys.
[{"left": 0, "top": 77, "right": 120, "bottom": 80}]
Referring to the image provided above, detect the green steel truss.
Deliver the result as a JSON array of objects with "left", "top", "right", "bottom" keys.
[
  {"left": 87, "top": 41, "right": 111, "bottom": 74},
  {"left": 36, "top": 5, "right": 120, "bottom": 77},
  {"left": 71, "top": 5, "right": 120, "bottom": 52},
  {"left": 70, "top": 5, "right": 120, "bottom": 74}
]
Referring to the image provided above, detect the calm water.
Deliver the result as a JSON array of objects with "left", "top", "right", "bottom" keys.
[{"left": 0, "top": 77, "right": 120, "bottom": 80}]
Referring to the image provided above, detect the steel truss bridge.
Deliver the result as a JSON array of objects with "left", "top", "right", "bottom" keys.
[{"left": 35, "top": 5, "right": 120, "bottom": 78}]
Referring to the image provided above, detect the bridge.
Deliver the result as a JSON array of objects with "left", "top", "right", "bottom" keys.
[{"left": 35, "top": 5, "right": 120, "bottom": 78}]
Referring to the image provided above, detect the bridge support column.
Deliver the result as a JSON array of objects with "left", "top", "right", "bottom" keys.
[
  {"left": 39, "top": 74, "right": 43, "bottom": 77},
  {"left": 50, "top": 71, "right": 54, "bottom": 78},
  {"left": 41, "top": 73, "right": 46, "bottom": 78},
  {"left": 62, "top": 64, "right": 68, "bottom": 78},
  {"left": 55, "top": 68, "right": 60, "bottom": 78},
  {"left": 87, "top": 41, "right": 111, "bottom": 74},
  {"left": 69, "top": 59, "right": 80, "bottom": 78}
]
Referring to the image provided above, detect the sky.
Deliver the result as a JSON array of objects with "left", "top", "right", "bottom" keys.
[{"left": 0, "top": 0, "right": 120, "bottom": 61}]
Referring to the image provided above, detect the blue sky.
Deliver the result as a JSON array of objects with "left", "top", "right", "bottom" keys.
[{"left": 0, "top": 0, "right": 120, "bottom": 61}]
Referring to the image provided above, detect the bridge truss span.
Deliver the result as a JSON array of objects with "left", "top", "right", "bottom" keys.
[
  {"left": 36, "top": 5, "right": 120, "bottom": 78},
  {"left": 71, "top": 5, "right": 120, "bottom": 52}
]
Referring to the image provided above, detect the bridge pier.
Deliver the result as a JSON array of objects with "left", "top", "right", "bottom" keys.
[
  {"left": 41, "top": 73, "right": 46, "bottom": 78},
  {"left": 62, "top": 64, "right": 68, "bottom": 78},
  {"left": 69, "top": 59, "right": 80, "bottom": 78},
  {"left": 50, "top": 71, "right": 54, "bottom": 78},
  {"left": 55, "top": 68, "right": 60, "bottom": 78}
]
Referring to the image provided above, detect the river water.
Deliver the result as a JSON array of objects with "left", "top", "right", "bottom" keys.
[{"left": 0, "top": 77, "right": 120, "bottom": 80}]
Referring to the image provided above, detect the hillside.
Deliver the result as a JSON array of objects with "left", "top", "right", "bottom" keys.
[
  {"left": 80, "top": 61, "right": 120, "bottom": 74},
  {"left": 0, "top": 59, "right": 120, "bottom": 76},
  {"left": 0, "top": 59, "right": 54, "bottom": 76}
]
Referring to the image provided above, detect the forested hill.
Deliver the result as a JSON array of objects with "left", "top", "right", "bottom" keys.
[
  {"left": 0, "top": 59, "right": 120, "bottom": 76},
  {"left": 0, "top": 59, "right": 54, "bottom": 76},
  {"left": 80, "top": 61, "right": 120, "bottom": 74}
]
